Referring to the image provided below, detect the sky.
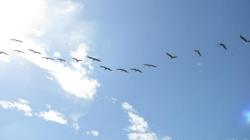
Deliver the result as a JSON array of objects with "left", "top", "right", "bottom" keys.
[{"left": 0, "top": 0, "right": 250, "bottom": 140}]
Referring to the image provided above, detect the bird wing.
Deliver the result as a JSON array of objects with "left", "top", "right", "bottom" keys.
[
  {"left": 166, "top": 53, "right": 172, "bottom": 58},
  {"left": 240, "top": 35, "right": 248, "bottom": 42}
]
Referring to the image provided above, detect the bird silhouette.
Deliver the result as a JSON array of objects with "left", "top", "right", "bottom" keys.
[
  {"left": 28, "top": 49, "right": 41, "bottom": 54},
  {"left": 194, "top": 49, "right": 202, "bottom": 56},
  {"left": 217, "top": 43, "right": 227, "bottom": 50},
  {"left": 130, "top": 68, "right": 143, "bottom": 73},
  {"left": 100, "top": 65, "right": 112, "bottom": 71},
  {"left": 166, "top": 52, "right": 178, "bottom": 59},
  {"left": 73, "top": 57, "right": 83, "bottom": 62},
  {"left": 116, "top": 68, "right": 129, "bottom": 73},
  {"left": 0, "top": 51, "right": 8, "bottom": 55},
  {"left": 13, "top": 50, "right": 25, "bottom": 54},
  {"left": 240, "top": 35, "right": 250, "bottom": 43},
  {"left": 87, "top": 56, "right": 101, "bottom": 62},
  {"left": 10, "top": 39, "right": 23, "bottom": 43},
  {"left": 56, "top": 58, "right": 66, "bottom": 62},
  {"left": 143, "top": 64, "right": 157, "bottom": 68},
  {"left": 42, "top": 57, "right": 55, "bottom": 61}
]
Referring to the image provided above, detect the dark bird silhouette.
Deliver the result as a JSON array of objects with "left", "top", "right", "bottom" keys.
[
  {"left": 116, "top": 68, "right": 128, "bottom": 73},
  {"left": 166, "top": 52, "right": 178, "bottom": 59},
  {"left": 10, "top": 39, "right": 23, "bottom": 43},
  {"left": 87, "top": 56, "right": 101, "bottom": 62},
  {"left": 29, "top": 49, "right": 41, "bottom": 54},
  {"left": 13, "top": 50, "right": 25, "bottom": 54},
  {"left": 56, "top": 58, "right": 66, "bottom": 62},
  {"left": 240, "top": 35, "right": 250, "bottom": 43},
  {"left": 130, "top": 68, "right": 143, "bottom": 73},
  {"left": 73, "top": 57, "right": 83, "bottom": 62},
  {"left": 143, "top": 64, "right": 157, "bottom": 68},
  {"left": 100, "top": 65, "right": 112, "bottom": 71},
  {"left": 0, "top": 51, "right": 8, "bottom": 55},
  {"left": 194, "top": 49, "right": 202, "bottom": 56},
  {"left": 42, "top": 57, "right": 55, "bottom": 61},
  {"left": 217, "top": 43, "right": 227, "bottom": 50}
]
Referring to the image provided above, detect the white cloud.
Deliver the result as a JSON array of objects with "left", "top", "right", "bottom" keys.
[
  {"left": 0, "top": 0, "right": 100, "bottom": 100},
  {"left": 55, "top": 0, "right": 82, "bottom": 14},
  {"left": 0, "top": 0, "right": 100, "bottom": 133},
  {"left": 0, "top": 100, "right": 68, "bottom": 126},
  {"left": 0, "top": 99, "right": 33, "bottom": 117},
  {"left": 37, "top": 109, "right": 67, "bottom": 125},
  {"left": 122, "top": 102, "right": 171, "bottom": 140},
  {"left": 8, "top": 40, "right": 99, "bottom": 100},
  {"left": 86, "top": 130, "right": 99, "bottom": 137}
]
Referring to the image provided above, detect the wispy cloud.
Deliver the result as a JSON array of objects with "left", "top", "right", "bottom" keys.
[
  {"left": 0, "top": 99, "right": 33, "bottom": 117},
  {"left": 37, "top": 109, "right": 67, "bottom": 125},
  {"left": 86, "top": 130, "right": 99, "bottom": 137},
  {"left": 0, "top": 99, "right": 68, "bottom": 126},
  {"left": 122, "top": 102, "right": 172, "bottom": 140}
]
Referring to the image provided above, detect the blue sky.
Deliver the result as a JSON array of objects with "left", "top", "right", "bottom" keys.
[{"left": 0, "top": 0, "right": 250, "bottom": 140}]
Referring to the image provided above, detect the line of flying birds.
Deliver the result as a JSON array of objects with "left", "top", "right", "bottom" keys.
[{"left": 1, "top": 35, "right": 250, "bottom": 73}]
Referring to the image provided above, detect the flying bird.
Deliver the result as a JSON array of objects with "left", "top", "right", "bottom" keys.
[
  {"left": 13, "top": 50, "right": 25, "bottom": 54},
  {"left": 217, "top": 43, "right": 227, "bottom": 50},
  {"left": 116, "top": 68, "right": 129, "bottom": 73},
  {"left": 100, "top": 65, "right": 112, "bottom": 71},
  {"left": 28, "top": 49, "right": 41, "bottom": 54},
  {"left": 143, "top": 64, "right": 157, "bottom": 68},
  {"left": 194, "top": 49, "right": 202, "bottom": 56},
  {"left": 87, "top": 56, "right": 101, "bottom": 62},
  {"left": 10, "top": 39, "right": 23, "bottom": 43},
  {"left": 0, "top": 51, "right": 8, "bottom": 55},
  {"left": 42, "top": 57, "right": 55, "bottom": 61},
  {"left": 130, "top": 68, "right": 143, "bottom": 73},
  {"left": 166, "top": 52, "right": 178, "bottom": 59},
  {"left": 240, "top": 35, "right": 250, "bottom": 43},
  {"left": 73, "top": 57, "right": 83, "bottom": 62},
  {"left": 56, "top": 58, "right": 66, "bottom": 62}
]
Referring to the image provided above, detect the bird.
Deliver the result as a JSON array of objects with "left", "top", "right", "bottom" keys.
[
  {"left": 194, "top": 49, "right": 202, "bottom": 56},
  {"left": 116, "top": 68, "right": 129, "bottom": 73},
  {"left": 56, "top": 58, "right": 66, "bottom": 62},
  {"left": 100, "top": 65, "right": 112, "bottom": 71},
  {"left": 42, "top": 57, "right": 55, "bottom": 61},
  {"left": 166, "top": 52, "right": 178, "bottom": 59},
  {"left": 13, "top": 50, "right": 25, "bottom": 54},
  {"left": 143, "top": 64, "right": 157, "bottom": 68},
  {"left": 0, "top": 51, "right": 8, "bottom": 55},
  {"left": 28, "top": 49, "right": 41, "bottom": 54},
  {"left": 217, "top": 43, "right": 227, "bottom": 50},
  {"left": 240, "top": 35, "right": 250, "bottom": 43},
  {"left": 87, "top": 56, "right": 101, "bottom": 62},
  {"left": 73, "top": 57, "right": 83, "bottom": 62},
  {"left": 130, "top": 68, "right": 143, "bottom": 73},
  {"left": 10, "top": 39, "right": 23, "bottom": 43}
]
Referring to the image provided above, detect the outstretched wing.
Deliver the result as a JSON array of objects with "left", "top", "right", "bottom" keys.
[{"left": 194, "top": 50, "right": 202, "bottom": 56}]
